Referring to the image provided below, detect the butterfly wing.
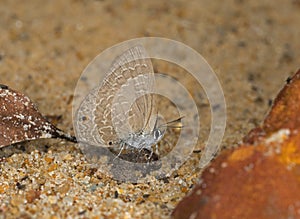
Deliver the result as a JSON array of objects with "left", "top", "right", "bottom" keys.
[
  {"left": 95, "top": 45, "right": 156, "bottom": 144},
  {"left": 75, "top": 86, "right": 105, "bottom": 146},
  {"left": 75, "top": 45, "right": 156, "bottom": 147}
]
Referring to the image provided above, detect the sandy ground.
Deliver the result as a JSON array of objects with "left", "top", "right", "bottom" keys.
[{"left": 0, "top": 0, "right": 300, "bottom": 218}]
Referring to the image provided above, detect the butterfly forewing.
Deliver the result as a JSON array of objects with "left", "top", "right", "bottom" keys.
[{"left": 93, "top": 45, "right": 156, "bottom": 146}]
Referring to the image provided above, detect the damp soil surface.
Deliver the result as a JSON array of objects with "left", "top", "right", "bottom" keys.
[{"left": 0, "top": 0, "right": 300, "bottom": 218}]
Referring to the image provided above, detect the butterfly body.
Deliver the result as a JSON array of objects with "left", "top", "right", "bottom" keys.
[{"left": 118, "top": 126, "right": 165, "bottom": 151}]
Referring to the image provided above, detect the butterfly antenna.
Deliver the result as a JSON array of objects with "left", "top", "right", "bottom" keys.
[{"left": 159, "top": 116, "right": 184, "bottom": 129}]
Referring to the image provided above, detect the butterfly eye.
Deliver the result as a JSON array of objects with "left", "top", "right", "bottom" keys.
[{"left": 154, "top": 129, "right": 161, "bottom": 140}]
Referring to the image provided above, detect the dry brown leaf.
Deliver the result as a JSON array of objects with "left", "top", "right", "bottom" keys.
[{"left": 0, "top": 84, "right": 76, "bottom": 148}]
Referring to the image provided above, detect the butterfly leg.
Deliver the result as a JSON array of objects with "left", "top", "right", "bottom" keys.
[
  {"left": 155, "top": 143, "right": 159, "bottom": 155},
  {"left": 113, "top": 143, "right": 125, "bottom": 160},
  {"left": 147, "top": 148, "right": 154, "bottom": 163},
  {"left": 147, "top": 144, "right": 159, "bottom": 163}
]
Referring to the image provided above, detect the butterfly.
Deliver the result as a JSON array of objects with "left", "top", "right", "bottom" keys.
[{"left": 75, "top": 45, "right": 174, "bottom": 160}]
